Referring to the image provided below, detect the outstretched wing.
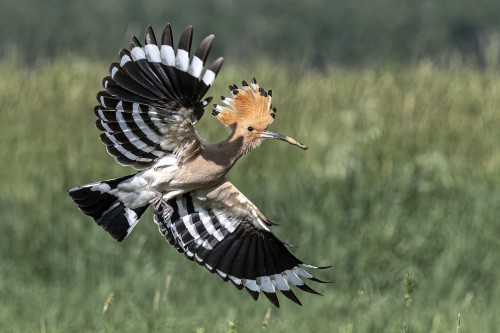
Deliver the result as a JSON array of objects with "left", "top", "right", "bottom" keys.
[
  {"left": 95, "top": 24, "right": 224, "bottom": 169},
  {"left": 153, "top": 180, "right": 329, "bottom": 307}
]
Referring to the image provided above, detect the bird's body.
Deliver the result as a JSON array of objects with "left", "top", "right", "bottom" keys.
[{"left": 69, "top": 23, "right": 327, "bottom": 307}]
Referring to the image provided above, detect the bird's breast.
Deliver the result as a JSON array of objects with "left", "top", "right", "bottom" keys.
[
  {"left": 145, "top": 154, "right": 227, "bottom": 195},
  {"left": 172, "top": 157, "right": 229, "bottom": 188}
]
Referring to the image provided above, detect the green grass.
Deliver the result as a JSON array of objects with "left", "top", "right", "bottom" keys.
[{"left": 1, "top": 58, "right": 499, "bottom": 332}]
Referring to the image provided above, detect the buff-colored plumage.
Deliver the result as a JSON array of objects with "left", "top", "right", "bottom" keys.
[{"left": 214, "top": 81, "right": 274, "bottom": 128}]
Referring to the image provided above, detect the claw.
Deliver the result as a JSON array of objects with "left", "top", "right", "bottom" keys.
[
  {"left": 148, "top": 187, "right": 174, "bottom": 219},
  {"left": 161, "top": 203, "right": 174, "bottom": 221},
  {"left": 149, "top": 187, "right": 163, "bottom": 208}
]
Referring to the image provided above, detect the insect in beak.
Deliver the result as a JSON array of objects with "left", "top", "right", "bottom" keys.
[{"left": 258, "top": 130, "right": 308, "bottom": 150}]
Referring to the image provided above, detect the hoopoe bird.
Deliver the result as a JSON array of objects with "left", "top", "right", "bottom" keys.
[{"left": 68, "top": 23, "right": 328, "bottom": 307}]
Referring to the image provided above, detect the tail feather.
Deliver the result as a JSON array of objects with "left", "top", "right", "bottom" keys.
[{"left": 68, "top": 174, "right": 149, "bottom": 241}]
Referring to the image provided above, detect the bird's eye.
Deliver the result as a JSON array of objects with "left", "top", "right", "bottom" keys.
[{"left": 247, "top": 126, "right": 254, "bottom": 131}]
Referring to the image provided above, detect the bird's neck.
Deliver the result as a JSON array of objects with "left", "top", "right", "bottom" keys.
[
  {"left": 201, "top": 130, "right": 253, "bottom": 172},
  {"left": 217, "top": 131, "right": 248, "bottom": 165}
]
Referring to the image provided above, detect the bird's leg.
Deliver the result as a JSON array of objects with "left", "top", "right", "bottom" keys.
[
  {"left": 148, "top": 186, "right": 162, "bottom": 207},
  {"left": 149, "top": 187, "right": 174, "bottom": 220}
]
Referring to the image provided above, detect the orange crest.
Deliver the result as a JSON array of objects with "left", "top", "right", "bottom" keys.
[{"left": 212, "top": 78, "right": 276, "bottom": 128}]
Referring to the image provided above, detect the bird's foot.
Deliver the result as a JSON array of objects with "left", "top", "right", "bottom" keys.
[
  {"left": 149, "top": 187, "right": 164, "bottom": 209},
  {"left": 159, "top": 203, "right": 174, "bottom": 221},
  {"left": 149, "top": 187, "right": 174, "bottom": 220}
]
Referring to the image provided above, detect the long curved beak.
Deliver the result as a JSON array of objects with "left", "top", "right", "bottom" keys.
[{"left": 258, "top": 130, "right": 308, "bottom": 150}]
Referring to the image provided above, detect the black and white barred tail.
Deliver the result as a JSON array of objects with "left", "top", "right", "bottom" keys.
[{"left": 68, "top": 175, "right": 149, "bottom": 241}]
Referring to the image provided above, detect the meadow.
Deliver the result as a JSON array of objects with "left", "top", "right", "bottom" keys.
[{"left": 0, "top": 58, "right": 499, "bottom": 332}]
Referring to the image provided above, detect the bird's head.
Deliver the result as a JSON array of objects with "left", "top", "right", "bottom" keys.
[{"left": 212, "top": 78, "right": 308, "bottom": 153}]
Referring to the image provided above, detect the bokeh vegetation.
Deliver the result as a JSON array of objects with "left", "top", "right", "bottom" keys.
[
  {"left": 1, "top": 58, "right": 499, "bottom": 331},
  {"left": 2, "top": 0, "right": 500, "bottom": 331},
  {"left": 3, "top": 0, "right": 500, "bottom": 67}
]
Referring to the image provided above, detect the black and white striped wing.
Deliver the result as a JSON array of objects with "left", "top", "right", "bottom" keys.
[
  {"left": 95, "top": 24, "right": 223, "bottom": 169},
  {"left": 153, "top": 181, "right": 329, "bottom": 307}
]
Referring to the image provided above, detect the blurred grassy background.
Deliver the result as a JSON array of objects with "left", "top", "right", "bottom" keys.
[
  {"left": 1, "top": 0, "right": 500, "bottom": 332},
  {"left": 1, "top": 58, "right": 499, "bottom": 332},
  {"left": 3, "top": 0, "right": 500, "bottom": 67}
]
